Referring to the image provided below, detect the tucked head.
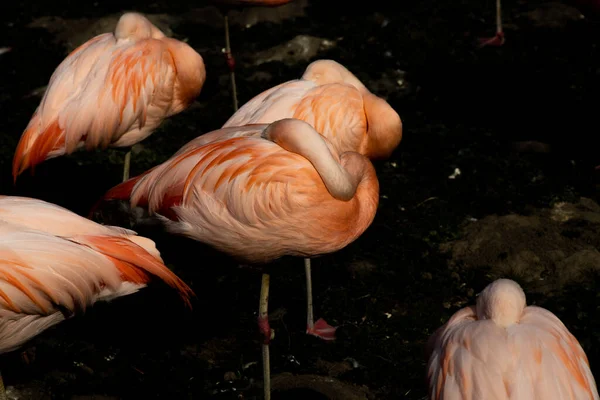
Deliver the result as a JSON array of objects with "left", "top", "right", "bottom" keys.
[
  {"left": 476, "top": 279, "right": 527, "bottom": 328},
  {"left": 302, "top": 59, "right": 369, "bottom": 93},
  {"left": 115, "top": 12, "right": 166, "bottom": 41}
]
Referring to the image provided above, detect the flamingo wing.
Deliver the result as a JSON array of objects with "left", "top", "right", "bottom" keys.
[
  {"left": 0, "top": 195, "right": 160, "bottom": 261},
  {"left": 129, "top": 136, "right": 314, "bottom": 221},
  {"left": 292, "top": 83, "right": 367, "bottom": 154},
  {"left": 222, "top": 80, "right": 315, "bottom": 128},
  {"left": 13, "top": 36, "right": 175, "bottom": 179},
  {"left": 427, "top": 306, "right": 600, "bottom": 400},
  {"left": 508, "top": 307, "right": 599, "bottom": 399},
  {"left": 0, "top": 223, "right": 147, "bottom": 353}
]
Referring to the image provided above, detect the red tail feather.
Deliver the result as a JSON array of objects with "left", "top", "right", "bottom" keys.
[
  {"left": 76, "top": 235, "right": 194, "bottom": 308},
  {"left": 13, "top": 118, "right": 65, "bottom": 183},
  {"left": 88, "top": 174, "right": 145, "bottom": 218}
]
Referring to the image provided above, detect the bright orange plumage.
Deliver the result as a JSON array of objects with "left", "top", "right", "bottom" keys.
[
  {"left": 0, "top": 196, "right": 194, "bottom": 354},
  {"left": 223, "top": 59, "right": 403, "bottom": 160},
  {"left": 12, "top": 12, "right": 206, "bottom": 182},
  {"left": 98, "top": 119, "right": 379, "bottom": 264}
]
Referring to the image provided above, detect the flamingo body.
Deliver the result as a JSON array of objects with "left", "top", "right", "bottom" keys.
[
  {"left": 0, "top": 196, "right": 193, "bottom": 354},
  {"left": 223, "top": 59, "right": 403, "bottom": 160},
  {"left": 100, "top": 119, "right": 379, "bottom": 264},
  {"left": 427, "top": 279, "right": 599, "bottom": 400},
  {"left": 12, "top": 12, "right": 206, "bottom": 181}
]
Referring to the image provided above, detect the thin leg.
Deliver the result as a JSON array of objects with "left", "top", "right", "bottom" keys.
[
  {"left": 223, "top": 15, "right": 239, "bottom": 112},
  {"left": 304, "top": 258, "right": 337, "bottom": 341},
  {"left": 258, "top": 273, "right": 272, "bottom": 400},
  {"left": 0, "top": 370, "right": 7, "bottom": 400},
  {"left": 478, "top": 0, "right": 505, "bottom": 47},
  {"left": 122, "top": 150, "right": 132, "bottom": 182}
]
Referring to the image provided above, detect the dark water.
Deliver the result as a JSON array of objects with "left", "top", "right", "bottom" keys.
[{"left": 0, "top": 0, "right": 599, "bottom": 399}]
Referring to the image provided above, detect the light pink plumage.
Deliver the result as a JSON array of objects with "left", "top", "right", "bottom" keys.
[
  {"left": 12, "top": 12, "right": 206, "bottom": 181},
  {"left": 222, "top": 59, "right": 403, "bottom": 160},
  {"left": 0, "top": 196, "right": 193, "bottom": 355},
  {"left": 427, "top": 279, "right": 599, "bottom": 400},
  {"left": 99, "top": 118, "right": 379, "bottom": 263}
]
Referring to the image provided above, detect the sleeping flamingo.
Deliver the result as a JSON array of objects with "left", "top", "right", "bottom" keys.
[
  {"left": 217, "top": 58, "right": 401, "bottom": 341},
  {"left": 95, "top": 118, "right": 379, "bottom": 400},
  {"left": 209, "top": 0, "right": 294, "bottom": 111},
  {"left": 224, "top": 59, "right": 403, "bottom": 160},
  {"left": 427, "top": 278, "right": 599, "bottom": 399},
  {"left": 0, "top": 196, "right": 193, "bottom": 399},
  {"left": 12, "top": 12, "right": 206, "bottom": 184}
]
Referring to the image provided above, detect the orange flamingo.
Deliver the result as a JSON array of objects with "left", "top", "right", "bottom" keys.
[
  {"left": 12, "top": 12, "right": 206, "bottom": 184},
  {"left": 0, "top": 196, "right": 193, "bottom": 398},
  {"left": 96, "top": 118, "right": 379, "bottom": 399},
  {"left": 223, "top": 59, "right": 403, "bottom": 160},
  {"left": 210, "top": 0, "right": 294, "bottom": 111},
  {"left": 427, "top": 279, "right": 599, "bottom": 399}
]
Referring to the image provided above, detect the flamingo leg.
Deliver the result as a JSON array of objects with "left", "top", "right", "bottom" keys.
[
  {"left": 258, "top": 273, "right": 272, "bottom": 400},
  {"left": 122, "top": 149, "right": 132, "bottom": 182},
  {"left": 478, "top": 0, "right": 505, "bottom": 47},
  {"left": 304, "top": 258, "right": 337, "bottom": 341},
  {"left": 0, "top": 370, "right": 7, "bottom": 400},
  {"left": 223, "top": 15, "right": 239, "bottom": 112}
]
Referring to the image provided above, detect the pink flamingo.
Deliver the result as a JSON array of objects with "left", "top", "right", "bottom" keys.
[
  {"left": 12, "top": 12, "right": 206, "bottom": 184},
  {"left": 0, "top": 196, "right": 193, "bottom": 398},
  {"left": 427, "top": 279, "right": 599, "bottom": 399},
  {"left": 223, "top": 59, "right": 403, "bottom": 160},
  {"left": 96, "top": 118, "right": 379, "bottom": 399}
]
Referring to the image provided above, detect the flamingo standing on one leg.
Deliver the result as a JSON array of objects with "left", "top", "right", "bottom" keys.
[
  {"left": 209, "top": 0, "right": 293, "bottom": 111},
  {"left": 0, "top": 196, "right": 193, "bottom": 399},
  {"left": 12, "top": 12, "right": 206, "bottom": 184},
  {"left": 478, "top": 0, "right": 505, "bottom": 47},
  {"left": 95, "top": 118, "right": 379, "bottom": 400},
  {"left": 219, "top": 58, "right": 402, "bottom": 340},
  {"left": 427, "top": 278, "right": 599, "bottom": 399}
]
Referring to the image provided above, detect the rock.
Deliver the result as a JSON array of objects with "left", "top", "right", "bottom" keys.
[
  {"left": 440, "top": 198, "right": 600, "bottom": 296},
  {"left": 187, "top": 0, "right": 308, "bottom": 30},
  {"left": 519, "top": 2, "right": 585, "bottom": 28},
  {"left": 248, "top": 35, "right": 337, "bottom": 66},
  {"left": 315, "top": 359, "right": 354, "bottom": 378},
  {"left": 27, "top": 14, "right": 177, "bottom": 53},
  {"left": 271, "top": 373, "right": 372, "bottom": 400}
]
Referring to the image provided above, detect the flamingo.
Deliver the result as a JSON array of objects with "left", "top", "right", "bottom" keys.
[
  {"left": 427, "top": 278, "right": 599, "bottom": 399},
  {"left": 95, "top": 118, "right": 379, "bottom": 400},
  {"left": 216, "top": 58, "right": 401, "bottom": 342},
  {"left": 209, "top": 0, "right": 294, "bottom": 111},
  {"left": 223, "top": 59, "right": 403, "bottom": 160},
  {"left": 0, "top": 196, "right": 193, "bottom": 399},
  {"left": 12, "top": 12, "right": 206, "bottom": 184}
]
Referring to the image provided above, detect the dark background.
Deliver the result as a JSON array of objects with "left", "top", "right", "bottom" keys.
[{"left": 0, "top": 0, "right": 598, "bottom": 398}]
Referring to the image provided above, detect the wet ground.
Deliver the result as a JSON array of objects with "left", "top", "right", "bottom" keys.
[{"left": 1, "top": 0, "right": 599, "bottom": 398}]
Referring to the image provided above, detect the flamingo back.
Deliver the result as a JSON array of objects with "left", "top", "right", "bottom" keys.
[
  {"left": 12, "top": 13, "right": 205, "bottom": 181},
  {"left": 427, "top": 304, "right": 599, "bottom": 399}
]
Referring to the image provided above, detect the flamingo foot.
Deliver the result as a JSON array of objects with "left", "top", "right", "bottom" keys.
[
  {"left": 307, "top": 318, "right": 337, "bottom": 341},
  {"left": 477, "top": 32, "right": 505, "bottom": 48}
]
